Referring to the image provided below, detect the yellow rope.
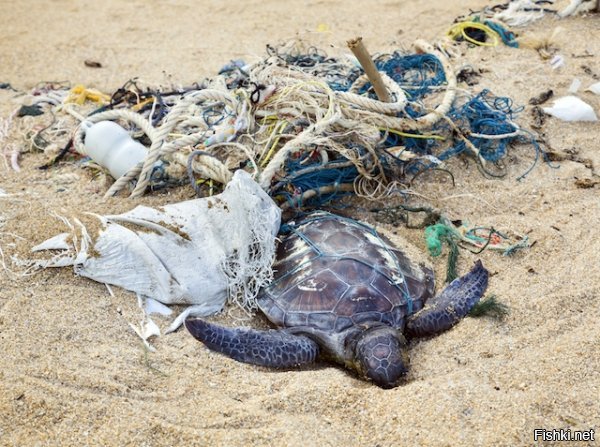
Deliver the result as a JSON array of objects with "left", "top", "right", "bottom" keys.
[
  {"left": 194, "top": 178, "right": 215, "bottom": 196},
  {"left": 447, "top": 21, "right": 501, "bottom": 47},
  {"left": 260, "top": 120, "right": 288, "bottom": 167},
  {"left": 132, "top": 97, "right": 154, "bottom": 111}
]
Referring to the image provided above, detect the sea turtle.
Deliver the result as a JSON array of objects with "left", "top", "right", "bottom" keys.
[{"left": 186, "top": 212, "right": 488, "bottom": 388}]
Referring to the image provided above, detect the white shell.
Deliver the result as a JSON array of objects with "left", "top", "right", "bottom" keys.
[
  {"left": 543, "top": 96, "right": 598, "bottom": 122},
  {"left": 586, "top": 82, "right": 600, "bottom": 95}
]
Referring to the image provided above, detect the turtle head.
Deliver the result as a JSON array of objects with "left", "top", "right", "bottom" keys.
[{"left": 354, "top": 326, "right": 409, "bottom": 389}]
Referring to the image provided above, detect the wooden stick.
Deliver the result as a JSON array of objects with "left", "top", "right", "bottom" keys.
[{"left": 347, "top": 37, "right": 391, "bottom": 103}]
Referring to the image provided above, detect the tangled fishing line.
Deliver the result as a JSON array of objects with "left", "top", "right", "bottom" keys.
[
  {"left": 2, "top": 10, "right": 568, "bottom": 328},
  {"left": 5, "top": 0, "right": 593, "bottom": 216},
  {"left": 1, "top": 37, "right": 549, "bottom": 214}
]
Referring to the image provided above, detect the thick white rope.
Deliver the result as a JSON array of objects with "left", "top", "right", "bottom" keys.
[
  {"left": 130, "top": 89, "right": 236, "bottom": 197},
  {"left": 256, "top": 40, "right": 456, "bottom": 189},
  {"left": 258, "top": 81, "right": 342, "bottom": 189},
  {"left": 341, "top": 72, "right": 407, "bottom": 114},
  {"left": 72, "top": 89, "right": 236, "bottom": 197},
  {"left": 69, "top": 40, "right": 457, "bottom": 198}
]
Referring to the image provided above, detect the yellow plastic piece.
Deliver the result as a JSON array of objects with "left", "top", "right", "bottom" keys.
[{"left": 65, "top": 85, "right": 111, "bottom": 105}]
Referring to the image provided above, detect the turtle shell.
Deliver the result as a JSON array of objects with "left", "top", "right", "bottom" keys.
[{"left": 258, "top": 212, "right": 435, "bottom": 334}]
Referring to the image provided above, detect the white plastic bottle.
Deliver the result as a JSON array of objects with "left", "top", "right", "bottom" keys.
[{"left": 83, "top": 120, "right": 148, "bottom": 179}]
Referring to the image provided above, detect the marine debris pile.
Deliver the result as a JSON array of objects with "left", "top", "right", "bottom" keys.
[
  {"left": 4, "top": 0, "right": 596, "bottom": 337},
  {"left": 3, "top": 38, "right": 546, "bottom": 209}
]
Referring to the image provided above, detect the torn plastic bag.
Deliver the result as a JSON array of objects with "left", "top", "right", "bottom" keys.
[{"left": 30, "top": 170, "right": 281, "bottom": 333}]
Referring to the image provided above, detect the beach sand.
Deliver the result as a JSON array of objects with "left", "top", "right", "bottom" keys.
[{"left": 0, "top": 1, "right": 599, "bottom": 445}]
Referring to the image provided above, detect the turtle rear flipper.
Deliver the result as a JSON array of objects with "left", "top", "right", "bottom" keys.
[
  {"left": 185, "top": 319, "right": 319, "bottom": 368},
  {"left": 406, "top": 260, "right": 488, "bottom": 338}
]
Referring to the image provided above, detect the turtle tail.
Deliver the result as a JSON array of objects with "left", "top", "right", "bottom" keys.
[
  {"left": 185, "top": 319, "right": 319, "bottom": 368},
  {"left": 406, "top": 260, "right": 489, "bottom": 338}
]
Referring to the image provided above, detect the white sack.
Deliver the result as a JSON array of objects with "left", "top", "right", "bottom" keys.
[{"left": 31, "top": 170, "right": 281, "bottom": 331}]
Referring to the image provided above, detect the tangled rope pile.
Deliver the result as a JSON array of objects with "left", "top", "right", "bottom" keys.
[
  {"left": 1, "top": 30, "right": 555, "bottom": 322},
  {"left": 2, "top": 37, "right": 546, "bottom": 210},
  {"left": 71, "top": 88, "right": 239, "bottom": 197}
]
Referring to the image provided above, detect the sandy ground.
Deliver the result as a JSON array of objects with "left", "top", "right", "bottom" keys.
[{"left": 1, "top": 1, "right": 600, "bottom": 446}]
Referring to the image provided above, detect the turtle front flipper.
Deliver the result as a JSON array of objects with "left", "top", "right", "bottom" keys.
[
  {"left": 185, "top": 319, "right": 319, "bottom": 368},
  {"left": 406, "top": 260, "right": 488, "bottom": 338}
]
